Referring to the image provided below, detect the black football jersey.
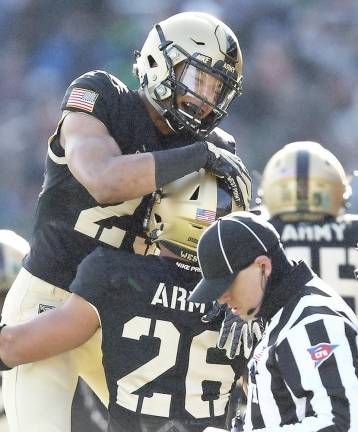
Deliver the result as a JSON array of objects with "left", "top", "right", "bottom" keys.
[
  {"left": 270, "top": 214, "right": 358, "bottom": 313},
  {"left": 23, "top": 70, "right": 236, "bottom": 290},
  {"left": 70, "top": 247, "right": 245, "bottom": 432}
]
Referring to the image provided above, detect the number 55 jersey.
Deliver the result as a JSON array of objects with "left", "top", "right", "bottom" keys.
[
  {"left": 70, "top": 247, "right": 245, "bottom": 432},
  {"left": 269, "top": 214, "right": 358, "bottom": 314}
]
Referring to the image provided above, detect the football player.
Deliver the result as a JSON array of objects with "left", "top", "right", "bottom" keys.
[
  {"left": 0, "top": 172, "right": 246, "bottom": 432},
  {"left": 1, "top": 12, "right": 252, "bottom": 432},
  {"left": 0, "top": 231, "right": 29, "bottom": 432},
  {"left": 0, "top": 232, "right": 106, "bottom": 432},
  {"left": 260, "top": 141, "right": 358, "bottom": 313}
]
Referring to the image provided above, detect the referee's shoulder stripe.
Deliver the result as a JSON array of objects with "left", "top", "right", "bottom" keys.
[
  {"left": 268, "top": 283, "right": 328, "bottom": 345},
  {"left": 290, "top": 305, "right": 352, "bottom": 330},
  {"left": 269, "top": 289, "right": 357, "bottom": 346},
  {"left": 301, "top": 284, "right": 330, "bottom": 298}
]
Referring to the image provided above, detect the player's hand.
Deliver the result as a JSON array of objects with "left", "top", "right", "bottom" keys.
[
  {"left": 217, "top": 306, "right": 266, "bottom": 359},
  {"left": 204, "top": 142, "right": 252, "bottom": 210},
  {"left": 201, "top": 301, "right": 226, "bottom": 323}
]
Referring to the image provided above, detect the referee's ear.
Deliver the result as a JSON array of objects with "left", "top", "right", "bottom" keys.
[{"left": 254, "top": 255, "right": 272, "bottom": 279}]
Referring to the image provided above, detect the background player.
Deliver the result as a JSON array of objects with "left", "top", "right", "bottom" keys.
[
  {"left": 260, "top": 141, "right": 358, "bottom": 313},
  {"left": 0, "top": 171, "right": 246, "bottom": 432},
  {"left": 0, "top": 231, "right": 108, "bottom": 432},
  {"left": 0, "top": 231, "right": 29, "bottom": 431},
  {"left": 1, "top": 12, "right": 251, "bottom": 432}
]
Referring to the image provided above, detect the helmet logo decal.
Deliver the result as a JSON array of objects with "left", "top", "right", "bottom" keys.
[
  {"left": 194, "top": 53, "right": 212, "bottom": 65},
  {"left": 187, "top": 236, "right": 198, "bottom": 244},
  {"left": 223, "top": 62, "right": 236, "bottom": 74},
  {"left": 196, "top": 208, "right": 216, "bottom": 223},
  {"left": 180, "top": 251, "right": 198, "bottom": 262},
  {"left": 190, "top": 37, "right": 205, "bottom": 46}
]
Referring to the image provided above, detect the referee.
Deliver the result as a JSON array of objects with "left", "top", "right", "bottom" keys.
[{"left": 189, "top": 211, "right": 358, "bottom": 431}]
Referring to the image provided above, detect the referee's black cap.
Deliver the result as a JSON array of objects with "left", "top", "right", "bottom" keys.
[{"left": 188, "top": 211, "right": 281, "bottom": 303}]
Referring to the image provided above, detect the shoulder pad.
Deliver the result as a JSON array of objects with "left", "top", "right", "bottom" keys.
[{"left": 68, "top": 70, "right": 128, "bottom": 93}]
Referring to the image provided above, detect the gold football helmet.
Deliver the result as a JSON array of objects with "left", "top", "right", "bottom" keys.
[
  {"left": 0, "top": 230, "right": 29, "bottom": 292},
  {"left": 146, "top": 169, "right": 243, "bottom": 262},
  {"left": 134, "top": 12, "right": 243, "bottom": 137},
  {"left": 260, "top": 141, "right": 350, "bottom": 218}
]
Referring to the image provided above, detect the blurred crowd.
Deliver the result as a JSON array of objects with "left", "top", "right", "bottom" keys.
[{"left": 0, "top": 0, "right": 357, "bottom": 237}]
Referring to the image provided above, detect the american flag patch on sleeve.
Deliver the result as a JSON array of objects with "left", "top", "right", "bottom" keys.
[
  {"left": 66, "top": 88, "right": 99, "bottom": 112},
  {"left": 195, "top": 208, "right": 216, "bottom": 223}
]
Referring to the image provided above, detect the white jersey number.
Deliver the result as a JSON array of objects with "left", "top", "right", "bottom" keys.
[
  {"left": 116, "top": 317, "right": 235, "bottom": 418},
  {"left": 74, "top": 199, "right": 141, "bottom": 248},
  {"left": 285, "top": 246, "right": 358, "bottom": 313}
]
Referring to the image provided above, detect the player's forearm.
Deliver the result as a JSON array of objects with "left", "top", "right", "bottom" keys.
[
  {"left": 0, "top": 302, "right": 98, "bottom": 368},
  {"left": 0, "top": 323, "right": 69, "bottom": 367},
  {"left": 84, "top": 152, "right": 157, "bottom": 203},
  {"left": 0, "top": 325, "right": 93, "bottom": 368},
  {"left": 0, "top": 324, "right": 39, "bottom": 367},
  {"left": 72, "top": 142, "right": 208, "bottom": 204},
  {"left": 62, "top": 111, "right": 210, "bottom": 202}
]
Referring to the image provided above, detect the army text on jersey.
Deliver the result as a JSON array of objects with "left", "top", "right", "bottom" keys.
[{"left": 70, "top": 247, "right": 245, "bottom": 432}]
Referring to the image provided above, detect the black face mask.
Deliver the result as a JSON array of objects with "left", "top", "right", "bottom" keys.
[{"left": 151, "top": 24, "right": 242, "bottom": 138}]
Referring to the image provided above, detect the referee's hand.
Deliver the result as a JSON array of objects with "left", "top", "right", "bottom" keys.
[{"left": 217, "top": 306, "right": 266, "bottom": 359}]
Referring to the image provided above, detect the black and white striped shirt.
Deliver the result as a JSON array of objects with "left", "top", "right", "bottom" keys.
[{"left": 244, "top": 264, "right": 358, "bottom": 431}]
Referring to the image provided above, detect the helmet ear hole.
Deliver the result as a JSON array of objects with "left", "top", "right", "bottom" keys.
[
  {"left": 147, "top": 55, "right": 158, "bottom": 68},
  {"left": 154, "top": 213, "right": 162, "bottom": 223},
  {"left": 189, "top": 186, "right": 200, "bottom": 201},
  {"left": 191, "top": 223, "right": 204, "bottom": 230}
]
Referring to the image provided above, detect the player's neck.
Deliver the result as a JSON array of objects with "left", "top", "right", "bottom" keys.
[{"left": 138, "top": 90, "right": 173, "bottom": 135}]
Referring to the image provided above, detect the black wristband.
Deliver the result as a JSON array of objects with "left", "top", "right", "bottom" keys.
[
  {"left": 0, "top": 323, "right": 12, "bottom": 371},
  {"left": 153, "top": 141, "right": 208, "bottom": 189}
]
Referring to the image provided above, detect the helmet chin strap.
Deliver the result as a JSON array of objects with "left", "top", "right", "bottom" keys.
[
  {"left": 143, "top": 86, "right": 178, "bottom": 132},
  {"left": 143, "top": 86, "right": 165, "bottom": 115}
]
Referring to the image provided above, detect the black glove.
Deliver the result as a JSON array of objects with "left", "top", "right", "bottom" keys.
[
  {"left": 217, "top": 306, "right": 266, "bottom": 359},
  {"left": 204, "top": 142, "right": 252, "bottom": 210},
  {"left": 201, "top": 301, "right": 226, "bottom": 324}
]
